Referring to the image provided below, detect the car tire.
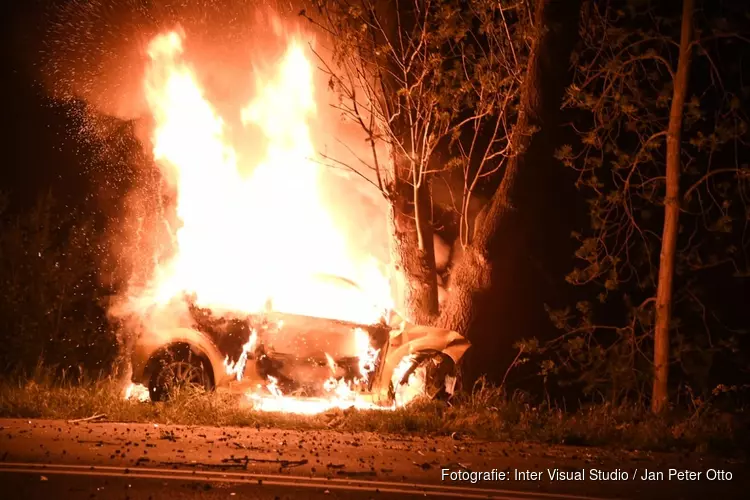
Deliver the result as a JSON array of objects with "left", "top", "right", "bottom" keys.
[{"left": 148, "top": 345, "right": 214, "bottom": 402}]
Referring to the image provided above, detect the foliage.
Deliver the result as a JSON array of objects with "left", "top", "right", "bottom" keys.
[
  {"left": 0, "top": 191, "right": 118, "bottom": 375},
  {"left": 536, "top": 0, "right": 750, "bottom": 403},
  {"left": 307, "top": 0, "right": 530, "bottom": 245}
]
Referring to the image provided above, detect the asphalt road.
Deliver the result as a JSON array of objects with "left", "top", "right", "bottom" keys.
[{"left": 0, "top": 419, "right": 746, "bottom": 499}]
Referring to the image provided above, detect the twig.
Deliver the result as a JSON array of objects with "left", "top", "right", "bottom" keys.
[
  {"left": 67, "top": 414, "right": 107, "bottom": 423},
  {"left": 222, "top": 456, "right": 309, "bottom": 469},
  {"left": 76, "top": 439, "right": 120, "bottom": 446},
  {"left": 160, "top": 457, "right": 310, "bottom": 471},
  {"left": 500, "top": 346, "right": 525, "bottom": 391}
]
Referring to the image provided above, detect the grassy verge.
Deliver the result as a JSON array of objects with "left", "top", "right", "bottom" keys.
[{"left": 0, "top": 376, "right": 746, "bottom": 455}]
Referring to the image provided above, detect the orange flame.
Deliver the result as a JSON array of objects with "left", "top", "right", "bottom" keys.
[
  {"left": 123, "top": 28, "right": 407, "bottom": 413},
  {"left": 134, "top": 29, "right": 391, "bottom": 325},
  {"left": 245, "top": 325, "right": 387, "bottom": 414},
  {"left": 223, "top": 329, "right": 258, "bottom": 381},
  {"left": 391, "top": 354, "right": 423, "bottom": 407},
  {"left": 124, "top": 383, "right": 150, "bottom": 403}
]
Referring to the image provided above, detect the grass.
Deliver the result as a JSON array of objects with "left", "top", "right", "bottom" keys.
[{"left": 0, "top": 373, "right": 747, "bottom": 456}]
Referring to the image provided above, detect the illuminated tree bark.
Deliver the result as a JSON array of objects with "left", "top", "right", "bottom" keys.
[
  {"left": 652, "top": 0, "right": 694, "bottom": 414},
  {"left": 389, "top": 160, "right": 440, "bottom": 325}
]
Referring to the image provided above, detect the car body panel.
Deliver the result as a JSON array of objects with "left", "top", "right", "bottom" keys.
[
  {"left": 131, "top": 282, "right": 470, "bottom": 405},
  {"left": 260, "top": 311, "right": 389, "bottom": 360},
  {"left": 131, "top": 327, "right": 229, "bottom": 387},
  {"left": 369, "top": 323, "right": 471, "bottom": 403}
]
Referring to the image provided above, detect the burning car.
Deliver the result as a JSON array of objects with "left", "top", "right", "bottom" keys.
[
  {"left": 121, "top": 31, "right": 469, "bottom": 412},
  {"left": 130, "top": 275, "right": 470, "bottom": 411}
]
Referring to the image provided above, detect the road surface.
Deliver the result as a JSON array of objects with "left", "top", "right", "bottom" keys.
[{"left": 0, "top": 418, "right": 746, "bottom": 499}]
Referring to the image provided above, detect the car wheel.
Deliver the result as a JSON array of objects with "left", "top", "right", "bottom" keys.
[
  {"left": 391, "top": 351, "right": 456, "bottom": 407},
  {"left": 148, "top": 346, "right": 213, "bottom": 402}
]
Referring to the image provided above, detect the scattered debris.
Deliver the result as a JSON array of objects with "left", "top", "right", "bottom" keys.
[
  {"left": 159, "top": 430, "right": 178, "bottom": 442},
  {"left": 159, "top": 456, "right": 309, "bottom": 470},
  {"left": 76, "top": 440, "right": 119, "bottom": 446},
  {"left": 336, "top": 470, "right": 377, "bottom": 477},
  {"left": 222, "top": 456, "right": 309, "bottom": 469},
  {"left": 160, "top": 461, "right": 246, "bottom": 470}
]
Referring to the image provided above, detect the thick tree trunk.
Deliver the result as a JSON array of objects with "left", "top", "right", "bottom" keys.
[
  {"left": 652, "top": 0, "right": 694, "bottom": 414},
  {"left": 390, "top": 166, "right": 439, "bottom": 325},
  {"left": 436, "top": 0, "right": 582, "bottom": 345},
  {"left": 357, "top": 0, "right": 439, "bottom": 325}
]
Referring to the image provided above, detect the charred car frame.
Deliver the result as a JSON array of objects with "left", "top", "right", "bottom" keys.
[{"left": 130, "top": 277, "right": 470, "bottom": 407}]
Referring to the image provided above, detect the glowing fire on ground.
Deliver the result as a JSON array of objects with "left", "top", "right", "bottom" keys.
[
  {"left": 122, "top": 28, "right": 421, "bottom": 413},
  {"left": 244, "top": 327, "right": 385, "bottom": 414},
  {"left": 124, "top": 383, "right": 150, "bottom": 403}
]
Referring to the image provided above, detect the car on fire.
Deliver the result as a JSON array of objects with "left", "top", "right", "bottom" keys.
[{"left": 130, "top": 275, "right": 470, "bottom": 408}]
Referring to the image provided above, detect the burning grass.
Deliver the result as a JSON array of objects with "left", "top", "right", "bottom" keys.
[{"left": 0, "top": 371, "right": 746, "bottom": 456}]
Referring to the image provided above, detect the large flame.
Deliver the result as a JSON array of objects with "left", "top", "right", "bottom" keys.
[
  {"left": 131, "top": 29, "right": 391, "bottom": 324},
  {"left": 124, "top": 28, "right": 406, "bottom": 412},
  {"left": 136, "top": 29, "right": 390, "bottom": 324}
]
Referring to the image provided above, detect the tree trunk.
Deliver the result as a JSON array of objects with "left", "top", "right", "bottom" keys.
[
  {"left": 390, "top": 163, "right": 439, "bottom": 325},
  {"left": 436, "top": 0, "right": 582, "bottom": 343},
  {"left": 652, "top": 0, "right": 694, "bottom": 414},
  {"left": 358, "top": 0, "right": 439, "bottom": 325}
]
